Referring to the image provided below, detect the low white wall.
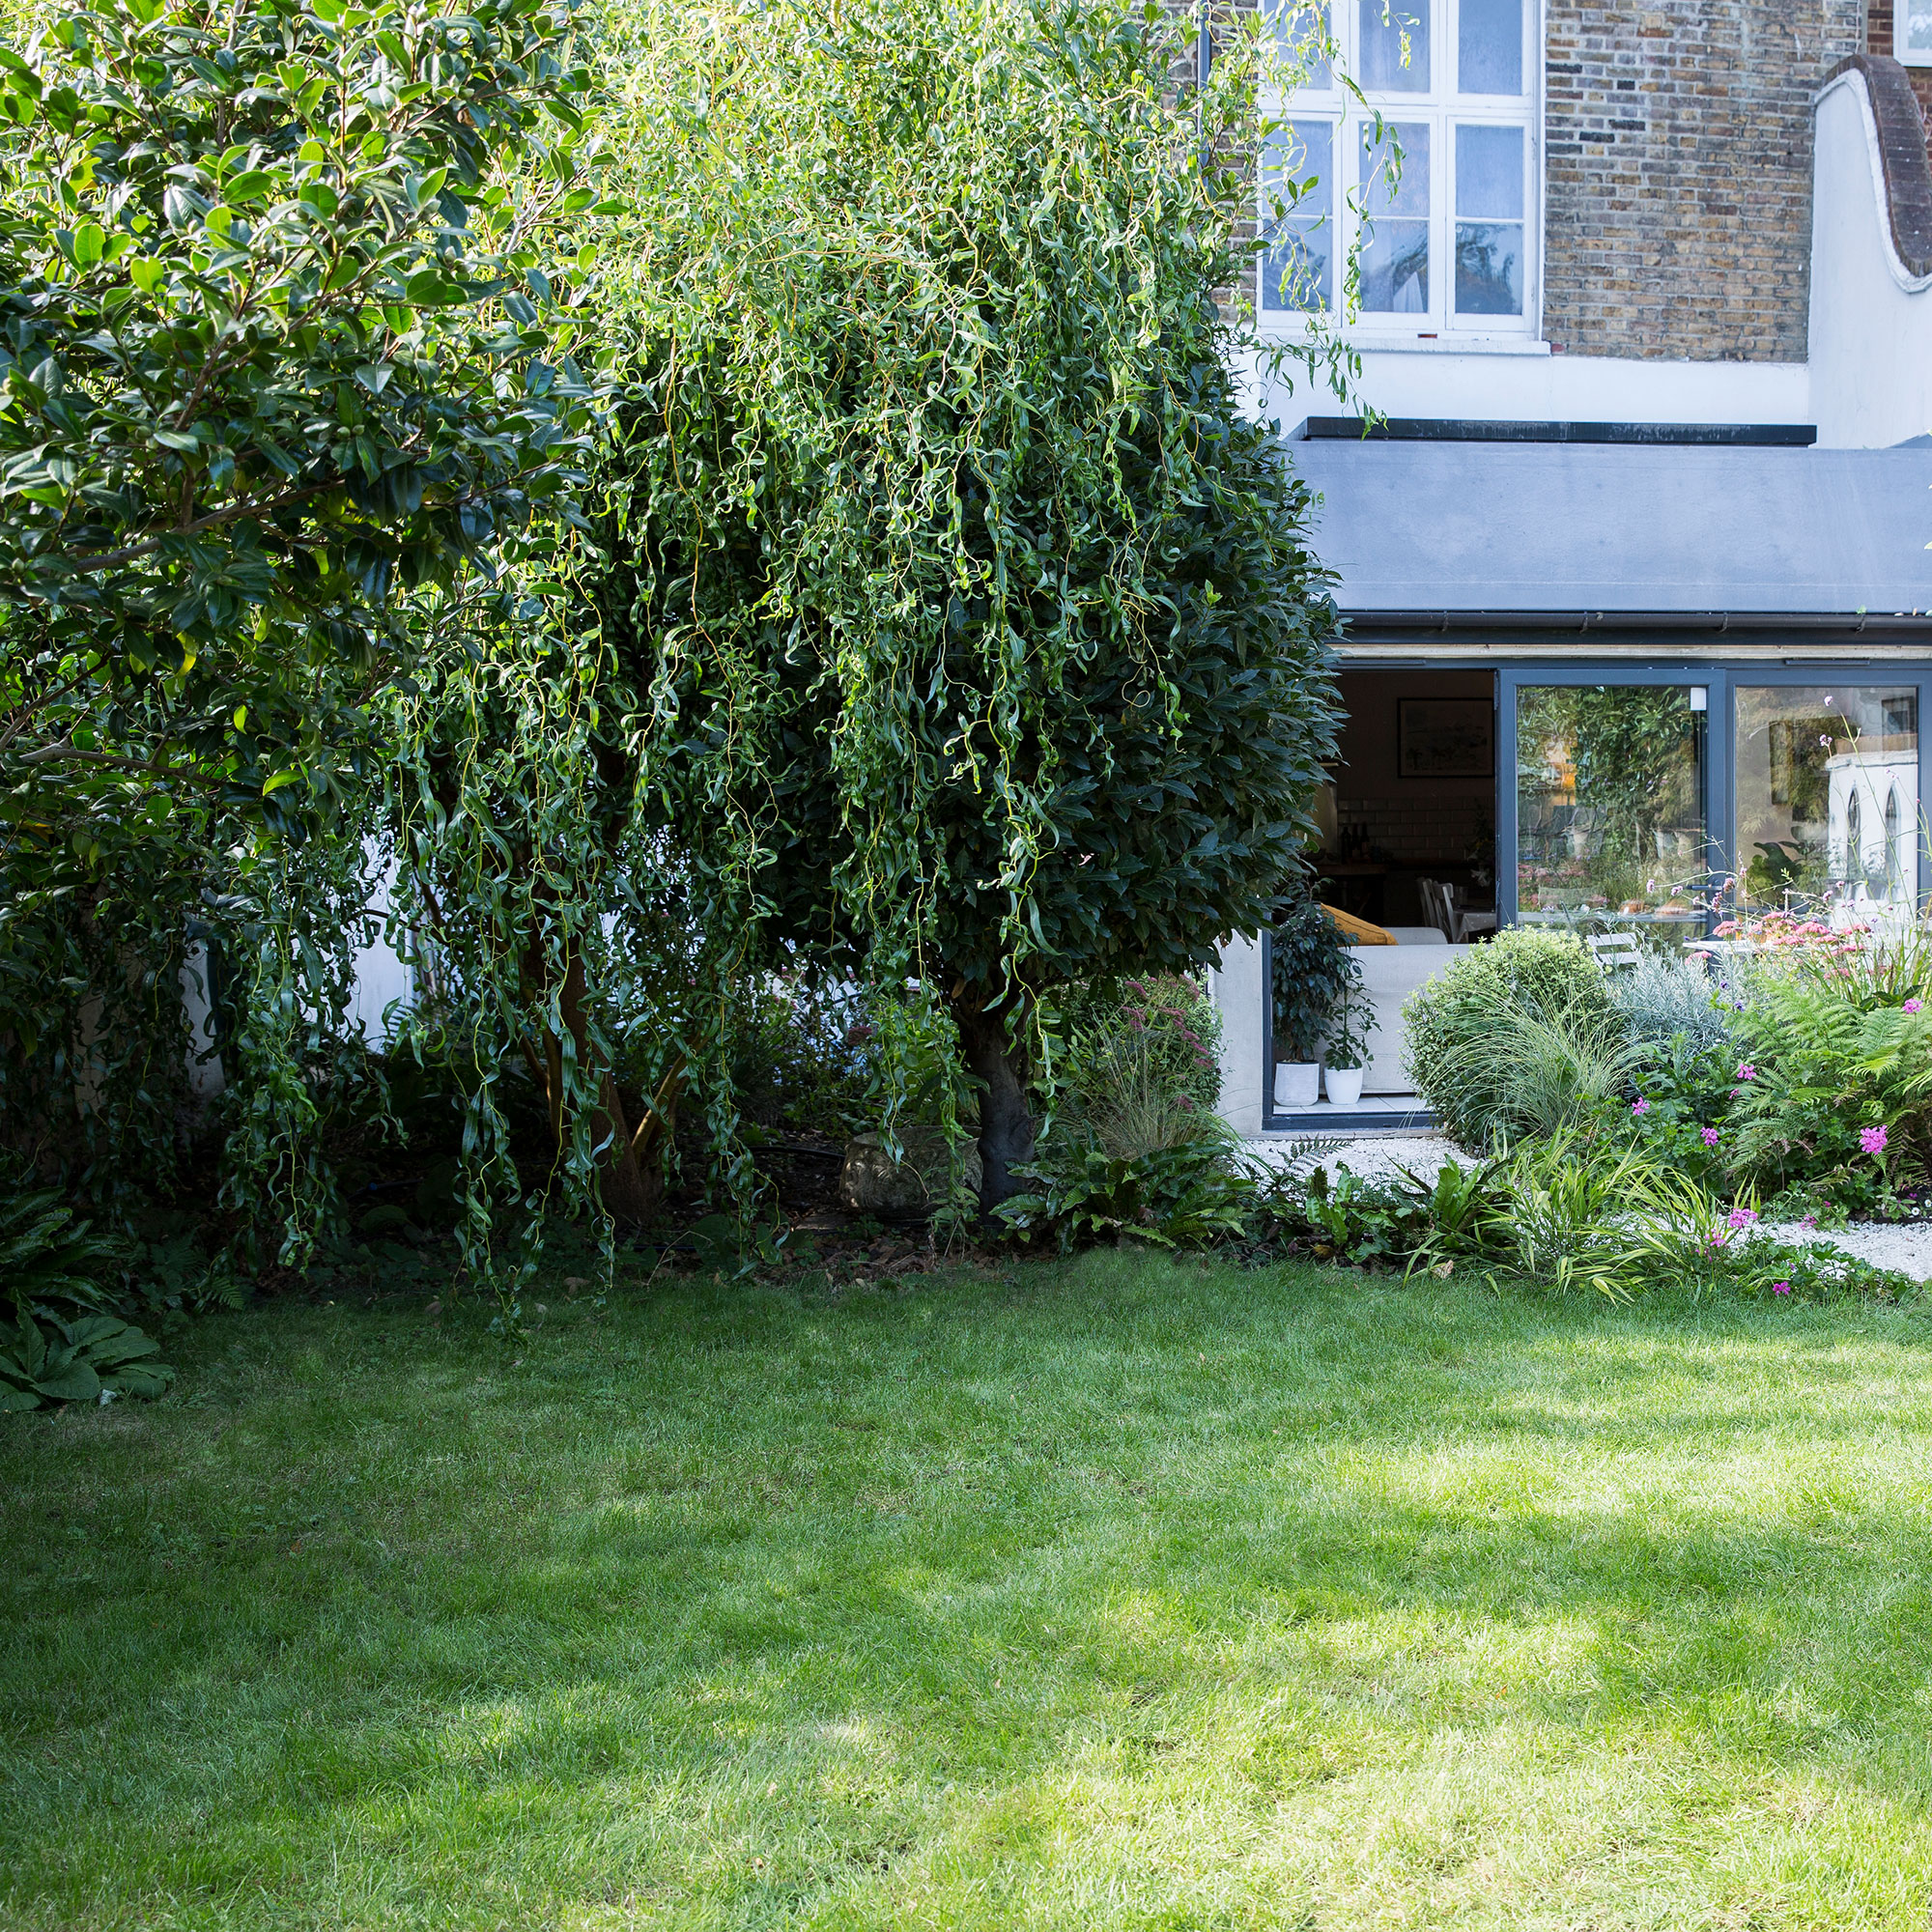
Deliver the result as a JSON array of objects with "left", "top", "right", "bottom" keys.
[
  {"left": 1357, "top": 941, "right": 1467, "bottom": 1094},
  {"left": 1236, "top": 345, "right": 1811, "bottom": 433},
  {"left": 1211, "top": 931, "right": 1470, "bottom": 1121},
  {"left": 1809, "top": 69, "right": 1932, "bottom": 450}
]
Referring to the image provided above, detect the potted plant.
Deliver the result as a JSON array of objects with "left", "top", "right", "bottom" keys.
[
  {"left": 1269, "top": 891, "right": 1360, "bottom": 1110},
  {"left": 1321, "top": 981, "right": 1378, "bottom": 1106}
]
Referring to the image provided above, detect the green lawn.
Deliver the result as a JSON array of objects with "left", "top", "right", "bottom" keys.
[{"left": 7, "top": 1254, "right": 1932, "bottom": 1929}]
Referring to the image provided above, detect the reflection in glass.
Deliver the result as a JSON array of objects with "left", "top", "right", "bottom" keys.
[
  {"left": 1359, "top": 0, "right": 1429, "bottom": 90},
  {"left": 1734, "top": 687, "right": 1918, "bottom": 909},
  {"left": 1266, "top": 0, "right": 1331, "bottom": 87},
  {"left": 1260, "top": 123, "right": 1333, "bottom": 312},
  {"left": 1455, "top": 124, "right": 1522, "bottom": 314},
  {"left": 1359, "top": 122, "right": 1429, "bottom": 312},
  {"left": 1458, "top": 0, "right": 1522, "bottom": 94},
  {"left": 1517, "top": 686, "right": 1705, "bottom": 926}
]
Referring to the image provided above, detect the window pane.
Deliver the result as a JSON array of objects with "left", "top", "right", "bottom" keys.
[
  {"left": 1261, "top": 122, "right": 1333, "bottom": 312},
  {"left": 1454, "top": 125, "right": 1521, "bottom": 314},
  {"left": 1456, "top": 124, "right": 1523, "bottom": 218},
  {"left": 1358, "top": 0, "right": 1429, "bottom": 91},
  {"left": 1906, "top": 4, "right": 1932, "bottom": 58},
  {"left": 1516, "top": 686, "right": 1706, "bottom": 931},
  {"left": 1735, "top": 687, "right": 1919, "bottom": 910},
  {"left": 1458, "top": 0, "right": 1521, "bottom": 93},
  {"left": 1267, "top": 0, "right": 1331, "bottom": 87},
  {"left": 1359, "top": 122, "right": 1429, "bottom": 312}
]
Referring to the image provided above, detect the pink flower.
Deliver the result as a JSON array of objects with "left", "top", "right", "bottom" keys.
[
  {"left": 1632, "top": 1097, "right": 1650, "bottom": 1116},
  {"left": 1908, "top": 999, "right": 1924, "bottom": 1014},
  {"left": 1727, "top": 1207, "right": 1758, "bottom": 1230},
  {"left": 1737, "top": 1063, "right": 1757, "bottom": 1081},
  {"left": 1774, "top": 1280, "right": 1793, "bottom": 1295},
  {"left": 1801, "top": 1214, "right": 1818, "bottom": 1229},
  {"left": 1701, "top": 1127, "right": 1719, "bottom": 1146},
  {"left": 1861, "top": 1124, "right": 1889, "bottom": 1156}
]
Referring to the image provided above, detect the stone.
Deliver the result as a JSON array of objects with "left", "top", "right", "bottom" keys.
[{"left": 838, "top": 1128, "right": 982, "bottom": 1219}]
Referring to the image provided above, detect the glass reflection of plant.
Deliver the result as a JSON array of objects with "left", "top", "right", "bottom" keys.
[
  {"left": 1517, "top": 688, "right": 1701, "bottom": 917},
  {"left": 1454, "top": 227, "right": 1518, "bottom": 314},
  {"left": 1739, "top": 696, "right": 1918, "bottom": 909}
]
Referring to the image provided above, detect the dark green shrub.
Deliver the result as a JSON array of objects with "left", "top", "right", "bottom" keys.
[
  {"left": 0, "top": 1182, "right": 172, "bottom": 1408},
  {"left": 998, "top": 1132, "right": 1254, "bottom": 1251},
  {"left": 1270, "top": 895, "right": 1360, "bottom": 1063}
]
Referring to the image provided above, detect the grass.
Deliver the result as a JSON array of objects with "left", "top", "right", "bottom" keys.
[{"left": 7, "top": 1252, "right": 1932, "bottom": 1928}]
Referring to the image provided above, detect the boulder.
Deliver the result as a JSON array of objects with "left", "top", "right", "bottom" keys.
[{"left": 838, "top": 1127, "right": 981, "bottom": 1218}]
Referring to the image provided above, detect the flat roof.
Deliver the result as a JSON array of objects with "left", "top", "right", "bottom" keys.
[{"left": 1287, "top": 440, "right": 1932, "bottom": 615}]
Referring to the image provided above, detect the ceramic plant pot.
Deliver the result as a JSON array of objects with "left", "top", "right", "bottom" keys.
[
  {"left": 1274, "top": 1062, "right": 1321, "bottom": 1110},
  {"left": 1323, "top": 1065, "right": 1366, "bottom": 1106}
]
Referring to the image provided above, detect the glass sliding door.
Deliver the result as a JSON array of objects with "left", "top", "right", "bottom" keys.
[
  {"left": 1735, "top": 686, "right": 1919, "bottom": 913},
  {"left": 1513, "top": 683, "right": 1707, "bottom": 935}
]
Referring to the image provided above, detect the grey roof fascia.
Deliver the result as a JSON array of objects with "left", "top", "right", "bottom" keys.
[{"left": 1288, "top": 441, "right": 1932, "bottom": 618}]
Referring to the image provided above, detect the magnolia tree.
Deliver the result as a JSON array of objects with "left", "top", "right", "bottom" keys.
[{"left": 581, "top": 0, "right": 1346, "bottom": 1207}]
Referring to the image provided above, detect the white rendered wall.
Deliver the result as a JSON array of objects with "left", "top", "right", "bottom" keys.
[
  {"left": 1808, "top": 71, "right": 1932, "bottom": 450},
  {"left": 1208, "top": 931, "right": 1267, "bottom": 1137},
  {"left": 1238, "top": 345, "right": 1811, "bottom": 431}
]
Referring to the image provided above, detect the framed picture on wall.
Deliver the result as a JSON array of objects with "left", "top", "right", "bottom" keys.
[{"left": 1399, "top": 697, "right": 1494, "bottom": 780}]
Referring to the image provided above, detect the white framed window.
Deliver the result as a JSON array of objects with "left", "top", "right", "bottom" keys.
[
  {"left": 1259, "top": 0, "right": 1541, "bottom": 340},
  {"left": 1902, "top": 5, "right": 1932, "bottom": 66}
]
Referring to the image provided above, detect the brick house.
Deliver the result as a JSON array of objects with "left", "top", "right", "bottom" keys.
[{"left": 1215, "top": 2, "right": 1932, "bottom": 1130}]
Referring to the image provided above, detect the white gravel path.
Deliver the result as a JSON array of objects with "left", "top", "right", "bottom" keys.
[
  {"left": 1241, "top": 1132, "right": 1932, "bottom": 1280},
  {"left": 1755, "top": 1219, "right": 1932, "bottom": 1281},
  {"left": 1242, "top": 1132, "right": 1470, "bottom": 1188}
]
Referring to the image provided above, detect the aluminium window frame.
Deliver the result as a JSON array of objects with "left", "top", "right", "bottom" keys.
[{"left": 1258, "top": 655, "right": 1932, "bottom": 1133}]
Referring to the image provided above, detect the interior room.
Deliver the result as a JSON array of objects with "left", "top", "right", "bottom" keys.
[
  {"left": 1275, "top": 669, "right": 1498, "bottom": 1110},
  {"left": 1315, "top": 670, "right": 1497, "bottom": 935}
]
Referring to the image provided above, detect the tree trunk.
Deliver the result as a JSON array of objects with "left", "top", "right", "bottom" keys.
[
  {"left": 527, "top": 947, "right": 664, "bottom": 1227},
  {"left": 951, "top": 996, "right": 1036, "bottom": 1214}
]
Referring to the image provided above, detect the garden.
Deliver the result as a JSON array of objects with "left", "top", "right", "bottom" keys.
[{"left": 6, "top": 0, "right": 1932, "bottom": 1918}]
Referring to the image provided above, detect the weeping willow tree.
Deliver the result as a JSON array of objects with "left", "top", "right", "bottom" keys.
[{"left": 565, "top": 0, "right": 1348, "bottom": 1206}]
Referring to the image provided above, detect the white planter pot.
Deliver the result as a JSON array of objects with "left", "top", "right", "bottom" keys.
[
  {"left": 1274, "top": 1062, "right": 1321, "bottom": 1110},
  {"left": 1324, "top": 1064, "right": 1366, "bottom": 1106}
]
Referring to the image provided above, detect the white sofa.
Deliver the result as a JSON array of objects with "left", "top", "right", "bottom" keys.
[{"left": 1356, "top": 933, "right": 1470, "bottom": 1094}]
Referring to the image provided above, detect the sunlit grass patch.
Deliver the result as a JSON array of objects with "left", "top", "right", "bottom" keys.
[{"left": 6, "top": 1255, "right": 1932, "bottom": 1927}]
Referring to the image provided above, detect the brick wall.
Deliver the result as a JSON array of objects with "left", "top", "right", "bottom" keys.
[
  {"left": 1544, "top": 1, "right": 1865, "bottom": 362},
  {"left": 1866, "top": 2, "right": 1932, "bottom": 123}
]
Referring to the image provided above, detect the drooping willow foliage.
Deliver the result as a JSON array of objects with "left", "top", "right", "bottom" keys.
[{"left": 577, "top": 0, "right": 1349, "bottom": 1199}]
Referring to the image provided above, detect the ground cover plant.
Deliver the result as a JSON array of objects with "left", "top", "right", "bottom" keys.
[{"left": 8, "top": 1253, "right": 1932, "bottom": 1929}]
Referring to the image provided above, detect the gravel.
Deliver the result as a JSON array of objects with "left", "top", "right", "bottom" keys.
[
  {"left": 1756, "top": 1218, "right": 1932, "bottom": 1281},
  {"left": 1243, "top": 1133, "right": 1470, "bottom": 1189}
]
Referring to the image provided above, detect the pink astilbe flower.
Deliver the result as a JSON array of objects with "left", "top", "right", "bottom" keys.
[
  {"left": 1701, "top": 1127, "right": 1720, "bottom": 1147},
  {"left": 1861, "top": 1124, "right": 1889, "bottom": 1157}
]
